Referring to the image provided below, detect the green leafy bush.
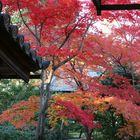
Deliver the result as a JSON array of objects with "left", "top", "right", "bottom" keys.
[{"left": 0, "top": 124, "right": 35, "bottom": 140}]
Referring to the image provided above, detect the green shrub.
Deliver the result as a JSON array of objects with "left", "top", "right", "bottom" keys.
[{"left": 0, "top": 124, "right": 35, "bottom": 140}]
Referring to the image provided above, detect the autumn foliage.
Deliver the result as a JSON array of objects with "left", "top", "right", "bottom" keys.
[
  {"left": 0, "top": 96, "right": 39, "bottom": 128},
  {"left": 49, "top": 91, "right": 140, "bottom": 138},
  {"left": 1, "top": 90, "right": 140, "bottom": 139},
  {"left": 0, "top": 0, "right": 140, "bottom": 139}
]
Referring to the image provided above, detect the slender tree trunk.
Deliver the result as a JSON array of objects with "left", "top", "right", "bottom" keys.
[
  {"left": 79, "top": 128, "right": 83, "bottom": 138},
  {"left": 36, "top": 106, "right": 46, "bottom": 140},
  {"left": 36, "top": 69, "right": 54, "bottom": 140},
  {"left": 60, "top": 121, "right": 64, "bottom": 140},
  {"left": 36, "top": 70, "right": 46, "bottom": 140},
  {"left": 84, "top": 126, "right": 93, "bottom": 140}
]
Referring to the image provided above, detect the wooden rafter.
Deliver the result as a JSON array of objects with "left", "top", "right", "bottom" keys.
[{"left": 92, "top": 0, "right": 140, "bottom": 15}]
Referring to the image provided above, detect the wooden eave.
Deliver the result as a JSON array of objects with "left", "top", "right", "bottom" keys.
[
  {"left": 92, "top": 0, "right": 140, "bottom": 15},
  {"left": 0, "top": 1, "right": 50, "bottom": 82}
]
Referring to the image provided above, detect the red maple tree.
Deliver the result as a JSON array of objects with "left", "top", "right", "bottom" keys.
[{"left": 1, "top": 0, "right": 140, "bottom": 140}]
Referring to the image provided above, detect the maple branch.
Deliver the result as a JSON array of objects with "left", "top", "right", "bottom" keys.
[
  {"left": 78, "top": 20, "right": 92, "bottom": 51},
  {"left": 97, "top": 70, "right": 107, "bottom": 80},
  {"left": 39, "top": 22, "right": 44, "bottom": 42},
  {"left": 111, "top": 54, "right": 128, "bottom": 75},
  {"left": 58, "top": 23, "right": 78, "bottom": 49},
  {"left": 70, "top": 61, "right": 76, "bottom": 72},
  {"left": 78, "top": 62, "right": 85, "bottom": 74},
  {"left": 53, "top": 55, "right": 76, "bottom": 71},
  {"left": 129, "top": 62, "right": 135, "bottom": 86},
  {"left": 65, "top": 18, "right": 77, "bottom": 36},
  {"left": 39, "top": 15, "right": 54, "bottom": 41},
  {"left": 53, "top": 21, "right": 92, "bottom": 71},
  {"left": 34, "top": 25, "right": 41, "bottom": 46},
  {"left": 16, "top": 0, "right": 41, "bottom": 45},
  {"left": 58, "top": 17, "right": 85, "bottom": 49},
  {"left": 70, "top": 61, "right": 84, "bottom": 90}
]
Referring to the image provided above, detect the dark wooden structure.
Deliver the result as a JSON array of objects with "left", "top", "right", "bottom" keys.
[
  {"left": 92, "top": 0, "right": 140, "bottom": 15},
  {"left": 0, "top": 1, "right": 50, "bottom": 82}
]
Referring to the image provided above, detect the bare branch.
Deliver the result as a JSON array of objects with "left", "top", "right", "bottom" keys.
[
  {"left": 53, "top": 21, "right": 92, "bottom": 70},
  {"left": 16, "top": 0, "right": 41, "bottom": 45},
  {"left": 59, "top": 22, "right": 78, "bottom": 49},
  {"left": 53, "top": 55, "right": 76, "bottom": 71},
  {"left": 78, "top": 20, "right": 92, "bottom": 51}
]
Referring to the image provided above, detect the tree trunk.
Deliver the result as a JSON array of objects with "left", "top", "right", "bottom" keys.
[
  {"left": 36, "top": 69, "right": 54, "bottom": 140},
  {"left": 84, "top": 126, "right": 93, "bottom": 140},
  {"left": 79, "top": 128, "right": 83, "bottom": 138},
  {"left": 36, "top": 107, "right": 46, "bottom": 140}
]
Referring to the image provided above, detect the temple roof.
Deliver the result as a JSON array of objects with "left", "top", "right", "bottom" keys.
[{"left": 0, "top": 1, "right": 49, "bottom": 82}]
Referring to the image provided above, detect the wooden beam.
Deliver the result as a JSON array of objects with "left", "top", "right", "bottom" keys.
[
  {"left": 0, "top": 50, "right": 30, "bottom": 82},
  {"left": 0, "top": 67, "right": 15, "bottom": 72},
  {"left": 0, "top": 74, "right": 41, "bottom": 79},
  {"left": 92, "top": 0, "right": 140, "bottom": 15},
  {"left": 101, "top": 4, "right": 140, "bottom": 11},
  {"left": 92, "top": 0, "right": 102, "bottom": 15},
  {"left": 92, "top": 0, "right": 101, "bottom": 7}
]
